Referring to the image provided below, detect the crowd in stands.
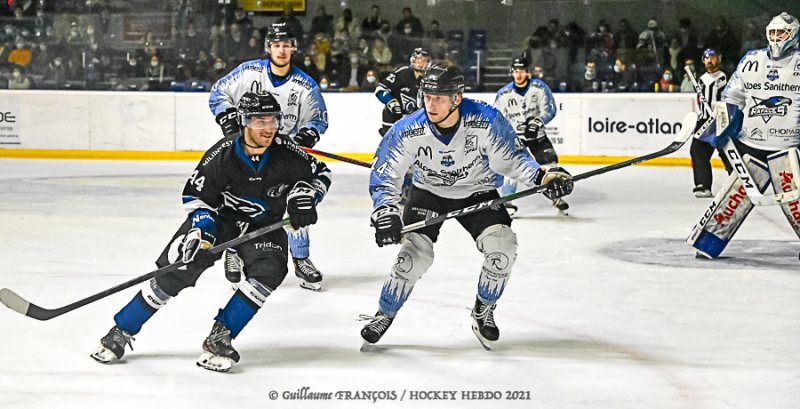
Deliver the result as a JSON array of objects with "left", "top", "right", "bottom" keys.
[{"left": 0, "top": 1, "right": 769, "bottom": 93}]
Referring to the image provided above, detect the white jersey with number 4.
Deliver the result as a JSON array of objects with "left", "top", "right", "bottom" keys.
[{"left": 722, "top": 48, "right": 800, "bottom": 151}]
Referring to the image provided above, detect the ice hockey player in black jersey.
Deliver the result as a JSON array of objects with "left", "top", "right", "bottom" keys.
[
  {"left": 375, "top": 48, "right": 431, "bottom": 136},
  {"left": 90, "top": 92, "right": 332, "bottom": 372}
]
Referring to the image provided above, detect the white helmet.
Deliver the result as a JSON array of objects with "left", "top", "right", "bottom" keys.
[{"left": 766, "top": 12, "right": 799, "bottom": 60}]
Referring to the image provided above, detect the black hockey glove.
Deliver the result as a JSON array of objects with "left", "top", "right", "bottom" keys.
[
  {"left": 215, "top": 107, "right": 240, "bottom": 140},
  {"left": 371, "top": 204, "right": 403, "bottom": 247},
  {"left": 293, "top": 128, "right": 320, "bottom": 148},
  {"left": 534, "top": 167, "right": 574, "bottom": 200},
  {"left": 387, "top": 99, "right": 402, "bottom": 116},
  {"left": 523, "top": 117, "right": 545, "bottom": 141},
  {"left": 182, "top": 228, "right": 217, "bottom": 270},
  {"left": 287, "top": 181, "right": 318, "bottom": 229}
]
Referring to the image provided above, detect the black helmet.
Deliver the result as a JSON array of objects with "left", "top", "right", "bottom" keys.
[
  {"left": 409, "top": 48, "right": 431, "bottom": 72},
  {"left": 509, "top": 57, "right": 529, "bottom": 74},
  {"left": 237, "top": 92, "right": 282, "bottom": 129},
  {"left": 264, "top": 23, "right": 297, "bottom": 52},
  {"left": 419, "top": 65, "right": 465, "bottom": 97}
]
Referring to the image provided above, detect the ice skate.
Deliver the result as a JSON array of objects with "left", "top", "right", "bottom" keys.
[
  {"left": 693, "top": 185, "right": 712, "bottom": 198},
  {"left": 359, "top": 311, "right": 394, "bottom": 350},
  {"left": 294, "top": 257, "right": 323, "bottom": 291},
  {"left": 504, "top": 201, "right": 518, "bottom": 217},
  {"left": 91, "top": 326, "right": 134, "bottom": 363},
  {"left": 224, "top": 249, "right": 244, "bottom": 290},
  {"left": 552, "top": 197, "right": 569, "bottom": 216},
  {"left": 471, "top": 297, "right": 499, "bottom": 351},
  {"left": 197, "top": 321, "right": 240, "bottom": 373}
]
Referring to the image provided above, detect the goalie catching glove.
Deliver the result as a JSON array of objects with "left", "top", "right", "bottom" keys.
[
  {"left": 215, "top": 107, "right": 240, "bottom": 139},
  {"left": 371, "top": 204, "right": 403, "bottom": 247},
  {"left": 534, "top": 167, "right": 574, "bottom": 199},
  {"left": 287, "top": 181, "right": 318, "bottom": 229},
  {"left": 182, "top": 209, "right": 218, "bottom": 269}
]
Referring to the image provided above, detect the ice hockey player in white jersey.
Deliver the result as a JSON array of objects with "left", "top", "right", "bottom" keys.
[
  {"left": 359, "top": 66, "right": 574, "bottom": 350},
  {"left": 209, "top": 23, "right": 329, "bottom": 291},
  {"left": 494, "top": 57, "right": 567, "bottom": 215},
  {"left": 689, "top": 48, "right": 732, "bottom": 198},
  {"left": 688, "top": 12, "right": 800, "bottom": 259}
]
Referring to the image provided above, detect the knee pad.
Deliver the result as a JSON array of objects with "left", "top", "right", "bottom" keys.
[
  {"left": 237, "top": 277, "right": 273, "bottom": 308},
  {"left": 391, "top": 233, "right": 434, "bottom": 283},
  {"left": 476, "top": 225, "right": 517, "bottom": 303},
  {"left": 687, "top": 155, "right": 771, "bottom": 258},
  {"left": 768, "top": 148, "right": 800, "bottom": 239}
]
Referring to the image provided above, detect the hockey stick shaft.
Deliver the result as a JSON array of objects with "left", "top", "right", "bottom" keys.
[
  {"left": 685, "top": 66, "right": 713, "bottom": 116},
  {"left": 401, "top": 118, "right": 696, "bottom": 234},
  {"left": 0, "top": 218, "right": 291, "bottom": 321},
  {"left": 301, "top": 147, "right": 372, "bottom": 168}
]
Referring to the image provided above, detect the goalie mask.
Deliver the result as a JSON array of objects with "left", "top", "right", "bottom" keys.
[{"left": 766, "top": 12, "right": 799, "bottom": 60}]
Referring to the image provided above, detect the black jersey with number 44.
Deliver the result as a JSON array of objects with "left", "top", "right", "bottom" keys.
[
  {"left": 377, "top": 66, "right": 422, "bottom": 115},
  {"left": 182, "top": 135, "right": 332, "bottom": 227}
]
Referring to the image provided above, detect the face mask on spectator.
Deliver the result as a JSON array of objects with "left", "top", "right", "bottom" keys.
[
  {"left": 585, "top": 70, "right": 596, "bottom": 80},
  {"left": 304, "top": 60, "right": 311, "bottom": 67},
  {"left": 215, "top": 62, "right": 224, "bottom": 69},
  {"left": 663, "top": 74, "right": 672, "bottom": 81},
  {"left": 350, "top": 57, "right": 359, "bottom": 64},
  {"left": 599, "top": 26, "right": 606, "bottom": 33},
  {"left": 87, "top": 28, "right": 94, "bottom": 35},
  {"left": 16, "top": 43, "right": 23, "bottom": 49},
  {"left": 54, "top": 59, "right": 61, "bottom": 66},
  {"left": 367, "top": 75, "right": 376, "bottom": 83},
  {"left": 40, "top": 44, "right": 46, "bottom": 51},
  {"left": 320, "top": 83, "right": 329, "bottom": 90},
  {"left": 13, "top": 71, "right": 20, "bottom": 78},
  {"left": 151, "top": 61, "right": 158, "bottom": 67},
  {"left": 613, "top": 65, "right": 620, "bottom": 73},
  {"left": 404, "top": 28, "right": 412, "bottom": 34},
  {"left": 5, "top": 28, "right": 13, "bottom": 35},
  {"left": 129, "top": 60, "right": 136, "bottom": 66}
]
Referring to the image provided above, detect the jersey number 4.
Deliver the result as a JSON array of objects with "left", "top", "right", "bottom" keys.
[{"left": 188, "top": 170, "right": 206, "bottom": 192}]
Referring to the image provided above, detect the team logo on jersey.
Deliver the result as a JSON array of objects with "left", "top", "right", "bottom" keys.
[
  {"left": 749, "top": 96, "right": 792, "bottom": 123},
  {"left": 464, "top": 119, "right": 490, "bottom": 129},
  {"left": 417, "top": 146, "right": 432, "bottom": 159},
  {"left": 266, "top": 183, "right": 289, "bottom": 197},
  {"left": 750, "top": 128, "right": 764, "bottom": 141},
  {"left": 767, "top": 68, "right": 779, "bottom": 81},
  {"left": 284, "top": 113, "right": 298, "bottom": 121},
  {"left": 250, "top": 81, "right": 265, "bottom": 95},
  {"left": 401, "top": 126, "right": 425, "bottom": 138},
  {"left": 441, "top": 154, "right": 455, "bottom": 167},
  {"left": 221, "top": 192, "right": 267, "bottom": 219},
  {"left": 288, "top": 93, "right": 299, "bottom": 106},
  {"left": 743, "top": 60, "right": 759, "bottom": 72},
  {"left": 400, "top": 94, "right": 417, "bottom": 112},
  {"left": 507, "top": 99, "right": 517, "bottom": 107},
  {"left": 486, "top": 252, "right": 510, "bottom": 270},
  {"left": 465, "top": 135, "right": 477, "bottom": 153}
]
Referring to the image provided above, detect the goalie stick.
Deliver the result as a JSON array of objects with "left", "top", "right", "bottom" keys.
[
  {"left": 684, "top": 66, "right": 798, "bottom": 206},
  {"left": 0, "top": 218, "right": 292, "bottom": 321},
  {"left": 401, "top": 112, "right": 698, "bottom": 234}
]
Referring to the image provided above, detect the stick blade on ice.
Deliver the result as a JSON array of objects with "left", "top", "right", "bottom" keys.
[{"left": 0, "top": 289, "right": 30, "bottom": 316}]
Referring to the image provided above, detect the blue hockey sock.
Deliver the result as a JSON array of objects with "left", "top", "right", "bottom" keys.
[
  {"left": 113, "top": 280, "right": 171, "bottom": 335},
  {"left": 214, "top": 279, "right": 271, "bottom": 338},
  {"left": 378, "top": 274, "right": 415, "bottom": 318},
  {"left": 288, "top": 226, "right": 310, "bottom": 259}
]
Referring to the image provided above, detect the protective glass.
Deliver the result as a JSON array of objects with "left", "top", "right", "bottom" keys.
[{"left": 244, "top": 114, "right": 280, "bottom": 130}]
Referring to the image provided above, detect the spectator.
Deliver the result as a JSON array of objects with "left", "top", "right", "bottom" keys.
[
  {"left": 233, "top": 8, "right": 253, "bottom": 34},
  {"left": 299, "top": 54, "right": 321, "bottom": 84},
  {"left": 360, "top": 69, "right": 378, "bottom": 92},
  {"left": 614, "top": 18, "right": 638, "bottom": 53},
  {"left": 145, "top": 55, "right": 165, "bottom": 78},
  {"left": 318, "top": 76, "right": 330, "bottom": 91},
  {"left": 394, "top": 7, "right": 423, "bottom": 37},
  {"left": 178, "top": 24, "right": 207, "bottom": 60},
  {"left": 308, "top": 43, "right": 327, "bottom": 75},
  {"left": 587, "top": 19, "right": 614, "bottom": 61},
  {"left": 356, "top": 37, "right": 372, "bottom": 67},
  {"left": 680, "top": 59, "right": 696, "bottom": 92},
  {"left": 310, "top": 5, "right": 334, "bottom": 38},
  {"left": 339, "top": 51, "right": 368, "bottom": 91},
  {"left": 32, "top": 9, "right": 49, "bottom": 35},
  {"left": 704, "top": 16, "right": 740, "bottom": 73},
  {"left": 210, "top": 57, "right": 227, "bottom": 82},
  {"left": 194, "top": 50, "right": 212, "bottom": 81},
  {"left": 84, "top": 25, "right": 99, "bottom": 50},
  {"left": 31, "top": 42, "right": 50, "bottom": 75},
  {"left": 65, "top": 23, "right": 84, "bottom": 46},
  {"left": 531, "top": 65, "right": 555, "bottom": 89},
  {"left": 673, "top": 18, "right": 700, "bottom": 62},
  {"left": 209, "top": 24, "right": 225, "bottom": 59},
  {"left": 314, "top": 32, "right": 331, "bottom": 56},
  {"left": 375, "top": 21, "right": 392, "bottom": 44},
  {"left": 541, "top": 19, "right": 568, "bottom": 83},
  {"left": 1, "top": 25, "right": 17, "bottom": 44},
  {"left": 334, "top": 27, "right": 354, "bottom": 51},
  {"left": 425, "top": 20, "right": 444, "bottom": 41},
  {"left": 657, "top": 68, "right": 675, "bottom": 92},
  {"left": 638, "top": 18, "right": 666, "bottom": 66},
  {"left": 276, "top": 7, "right": 304, "bottom": 49},
  {"left": 44, "top": 56, "right": 67, "bottom": 89},
  {"left": 8, "top": 67, "right": 31, "bottom": 89},
  {"left": 225, "top": 23, "right": 247, "bottom": 65},
  {"left": 667, "top": 38, "right": 686, "bottom": 72},
  {"left": 612, "top": 56, "right": 636, "bottom": 92},
  {"left": 98, "top": 8, "right": 111, "bottom": 34},
  {"left": 372, "top": 37, "right": 392, "bottom": 72},
  {"left": 362, "top": 5, "right": 388, "bottom": 38},
  {"left": 580, "top": 61, "right": 601, "bottom": 92},
  {"left": 335, "top": 8, "right": 361, "bottom": 43},
  {"left": 524, "top": 26, "right": 548, "bottom": 70},
  {"left": 118, "top": 55, "right": 145, "bottom": 79},
  {"left": 8, "top": 40, "right": 31, "bottom": 67},
  {"left": 238, "top": 36, "right": 260, "bottom": 61},
  {"left": 390, "top": 22, "right": 421, "bottom": 65}
]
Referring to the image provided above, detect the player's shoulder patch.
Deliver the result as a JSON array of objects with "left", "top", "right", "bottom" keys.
[
  {"left": 288, "top": 67, "right": 318, "bottom": 90},
  {"left": 529, "top": 79, "right": 548, "bottom": 90},
  {"left": 275, "top": 135, "right": 313, "bottom": 160},
  {"left": 497, "top": 83, "right": 514, "bottom": 96},
  {"left": 201, "top": 138, "right": 235, "bottom": 167},
  {"left": 395, "top": 112, "right": 428, "bottom": 139}
]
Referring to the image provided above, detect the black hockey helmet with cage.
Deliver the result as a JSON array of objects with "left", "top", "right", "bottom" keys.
[
  {"left": 409, "top": 48, "right": 431, "bottom": 72},
  {"left": 237, "top": 92, "right": 283, "bottom": 129},
  {"left": 419, "top": 65, "right": 465, "bottom": 97},
  {"left": 264, "top": 23, "right": 297, "bottom": 52}
]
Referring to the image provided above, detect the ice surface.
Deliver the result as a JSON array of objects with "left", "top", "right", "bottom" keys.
[{"left": 0, "top": 159, "right": 798, "bottom": 408}]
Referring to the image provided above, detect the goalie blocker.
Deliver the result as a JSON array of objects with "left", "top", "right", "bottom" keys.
[{"left": 688, "top": 147, "right": 800, "bottom": 258}]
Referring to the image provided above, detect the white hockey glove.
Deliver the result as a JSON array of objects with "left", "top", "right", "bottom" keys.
[
  {"left": 182, "top": 229, "right": 216, "bottom": 269},
  {"left": 371, "top": 204, "right": 403, "bottom": 247},
  {"left": 387, "top": 99, "right": 402, "bottom": 116},
  {"left": 534, "top": 167, "right": 574, "bottom": 199},
  {"left": 287, "top": 181, "right": 318, "bottom": 229},
  {"left": 523, "top": 117, "right": 545, "bottom": 141}
]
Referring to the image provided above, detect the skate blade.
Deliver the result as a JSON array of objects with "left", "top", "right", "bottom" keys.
[
  {"left": 558, "top": 209, "right": 569, "bottom": 216},
  {"left": 299, "top": 280, "right": 322, "bottom": 292},
  {"left": 90, "top": 345, "right": 118, "bottom": 364},
  {"left": 471, "top": 324, "right": 494, "bottom": 351},
  {"left": 196, "top": 352, "right": 233, "bottom": 372},
  {"left": 360, "top": 339, "right": 373, "bottom": 352}
]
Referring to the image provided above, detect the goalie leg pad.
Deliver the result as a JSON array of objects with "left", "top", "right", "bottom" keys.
[
  {"left": 768, "top": 148, "right": 800, "bottom": 239},
  {"left": 687, "top": 155, "right": 771, "bottom": 258},
  {"left": 476, "top": 224, "right": 517, "bottom": 304},
  {"left": 378, "top": 233, "right": 434, "bottom": 317}
]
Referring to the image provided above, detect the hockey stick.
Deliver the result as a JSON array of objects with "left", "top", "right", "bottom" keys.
[
  {"left": 301, "top": 147, "right": 372, "bottom": 168},
  {"left": 401, "top": 112, "right": 698, "bottom": 234},
  {"left": 685, "top": 66, "right": 798, "bottom": 206},
  {"left": 0, "top": 218, "right": 292, "bottom": 321}
]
